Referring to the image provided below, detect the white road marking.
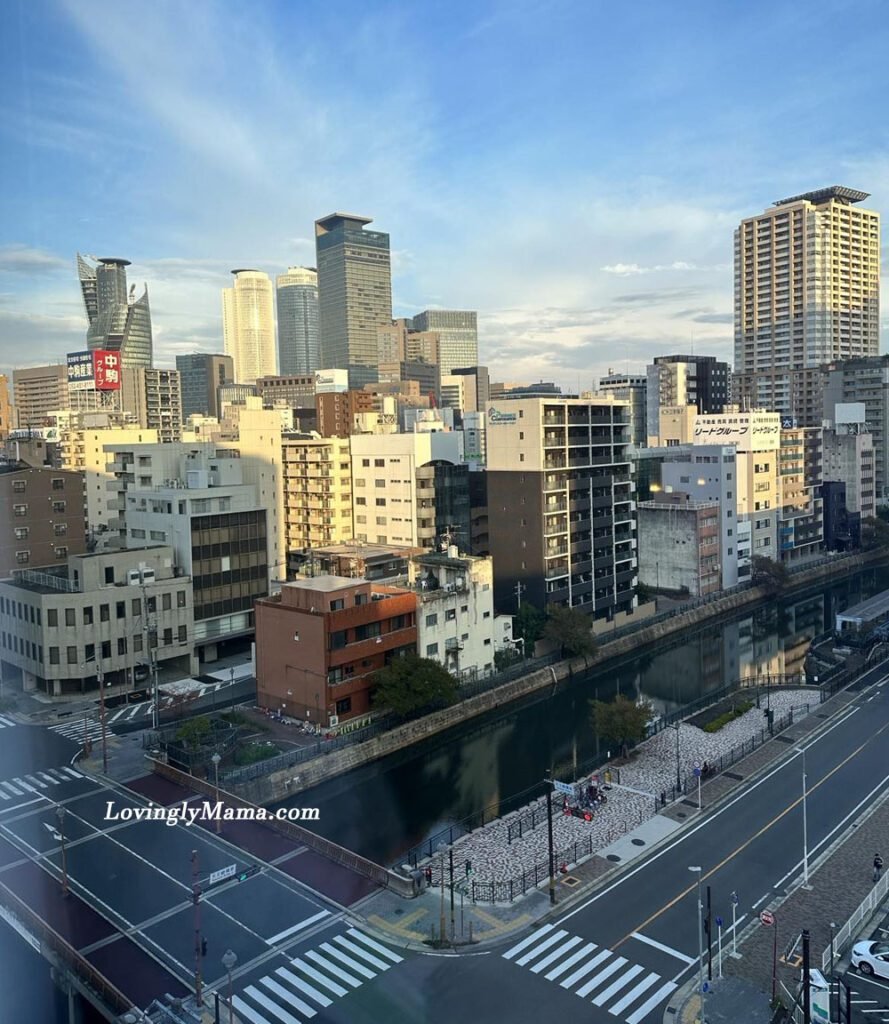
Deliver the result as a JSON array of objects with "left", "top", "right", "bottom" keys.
[
  {"left": 287, "top": 958, "right": 347, "bottom": 998},
  {"left": 561, "top": 949, "right": 612, "bottom": 989},
  {"left": 630, "top": 931, "right": 695, "bottom": 964},
  {"left": 261, "top": 976, "right": 321, "bottom": 1017},
  {"left": 626, "top": 981, "right": 678, "bottom": 1024},
  {"left": 332, "top": 934, "right": 392, "bottom": 972},
  {"left": 545, "top": 941, "right": 597, "bottom": 981},
  {"left": 503, "top": 923, "right": 553, "bottom": 960},
  {"left": 592, "top": 963, "right": 643, "bottom": 1005},
  {"left": 0, "top": 782, "right": 23, "bottom": 796},
  {"left": 266, "top": 910, "right": 330, "bottom": 945},
  {"left": 516, "top": 928, "right": 568, "bottom": 967},
  {"left": 345, "top": 928, "right": 403, "bottom": 963},
  {"left": 576, "top": 956, "right": 626, "bottom": 998},
  {"left": 245, "top": 982, "right": 312, "bottom": 1022},
  {"left": 273, "top": 966, "right": 332, "bottom": 1008},
  {"left": 609, "top": 972, "right": 661, "bottom": 1015},
  {"left": 318, "top": 942, "right": 375, "bottom": 980},
  {"left": 231, "top": 995, "right": 268, "bottom": 1024},
  {"left": 530, "top": 934, "right": 583, "bottom": 974},
  {"left": 304, "top": 949, "right": 361, "bottom": 988}
]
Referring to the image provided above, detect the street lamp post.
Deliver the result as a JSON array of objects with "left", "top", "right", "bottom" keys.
[
  {"left": 211, "top": 752, "right": 222, "bottom": 834},
  {"left": 437, "top": 842, "right": 447, "bottom": 945},
  {"left": 222, "top": 949, "right": 237, "bottom": 1019},
  {"left": 57, "top": 806, "right": 68, "bottom": 897},
  {"left": 545, "top": 769, "right": 556, "bottom": 905},
  {"left": 689, "top": 866, "right": 705, "bottom": 1023},
  {"left": 673, "top": 722, "right": 682, "bottom": 793},
  {"left": 796, "top": 745, "right": 810, "bottom": 887},
  {"left": 97, "top": 662, "right": 108, "bottom": 774}
]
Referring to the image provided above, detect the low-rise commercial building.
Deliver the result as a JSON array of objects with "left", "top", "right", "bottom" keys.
[
  {"left": 282, "top": 434, "right": 353, "bottom": 559},
  {"left": 0, "top": 545, "right": 193, "bottom": 696},
  {"left": 637, "top": 495, "right": 721, "bottom": 596},
  {"left": 255, "top": 575, "right": 417, "bottom": 724}
]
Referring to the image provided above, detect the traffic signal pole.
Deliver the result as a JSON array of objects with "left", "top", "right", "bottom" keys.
[{"left": 192, "top": 849, "right": 203, "bottom": 1007}]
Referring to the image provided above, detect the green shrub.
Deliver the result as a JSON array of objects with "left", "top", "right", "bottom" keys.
[
  {"left": 233, "top": 741, "right": 280, "bottom": 766},
  {"left": 702, "top": 701, "right": 753, "bottom": 733}
]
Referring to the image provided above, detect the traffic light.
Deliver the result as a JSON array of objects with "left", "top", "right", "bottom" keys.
[
  {"left": 465, "top": 859, "right": 471, "bottom": 877},
  {"left": 201, "top": 938, "right": 208, "bottom": 957}
]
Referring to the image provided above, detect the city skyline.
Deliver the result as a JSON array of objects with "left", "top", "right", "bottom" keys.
[{"left": 1, "top": 1, "right": 888, "bottom": 387}]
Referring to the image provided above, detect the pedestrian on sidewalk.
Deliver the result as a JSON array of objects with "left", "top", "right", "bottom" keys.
[
  {"left": 874, "top": 853, "right": 883, "bottom": 883},
  {"left": 425, "top": 866, "right": 433, "bottom": 888}
]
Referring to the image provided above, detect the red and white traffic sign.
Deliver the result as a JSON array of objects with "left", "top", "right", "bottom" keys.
[{"left": 759, "top": 910, "right": 775, "bottom": 926}]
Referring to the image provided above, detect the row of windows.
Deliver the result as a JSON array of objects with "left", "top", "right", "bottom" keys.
[
  {"left": 14, "top": 547, "right": 67, "bottom": 565},
  {"left": 11, "top": 478, "right": 67, "bottom": 493}
]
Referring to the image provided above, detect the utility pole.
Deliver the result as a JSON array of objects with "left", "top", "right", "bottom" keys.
[
  {"left": 192, "top": 849, "right": 203, "bottom": 1007},
  {"left": 706, "top": 884, "right": 712, "bottom": 981},
  {"left": 545, "top": 769, "right": 556, "bottom": 905},
  {"left": 97, "top": 662, "right": 108, "bottom": 775},
  {"left": 514, "top": 580, "right": 525, "bottom": 611},
  {"left": 449, "top": 847, "right": 455, "bottom": 940},
  {"left": 802, "top": 929, "right": 811, "bottom": 1024}
]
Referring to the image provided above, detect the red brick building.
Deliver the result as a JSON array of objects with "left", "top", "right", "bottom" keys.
[{"left": 255, "top": 575, "right": 417, "bottom": 725}]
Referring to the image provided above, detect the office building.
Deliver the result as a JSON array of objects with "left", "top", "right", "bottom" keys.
[
  {"left": 377, "top": 319, "right": 440, "bottom": 369},
  {"left": 451, "top": 366, "right": 490, "bottom": 412},
  {"left": 776, "top": 424, "right": 823, "bottom": 563},
  {"left": 0, "top": 545, "right": 194, "bottom": 697},
  {"left": 646, "top": 355, "right": 730, "bottom": 443},
  {"left": 255, "top": 375, "right": 316, "bottom": 412},
  {"left": 276, "top": 267, "right": 320, "bottom": 375},
  {"left": 315, "top": 390, "right": 376, "bottom": 439},
  {"left": 282, "top": 435, "right": 353, "bottom": 562},
  {"left": 0, "top": 464, "right": 86, "bottom": 577},
  {"left": 823, "top": 406, "right": 874, "bottom": 548},
  {"left": 599, "top": 371, "right": 648, "bottom": 445},
  {"left": 485, "top": 397, "right": 637, "bottom": 622},
  {"left": 0, "top": 375, "right": 11, "bottom": 440},
  {"left": 12, "top": 365, "right": 68, "bottom": 428},
  {"left": 637, "top": 494, "right": 721, "bottom": 596},
  {"left": 411, "top": 311, "right": 478, "bottom": 374},
  {"left": 76, "top": 254, "right": 153, "bottom": 369},
  {"left": 255, "top": 576, "right": 417, "bottom": 724},
  {"left": 222, "top": 269, "right": 277, "bottom": 384},
  {"left": 350, "top": 431, "right": 470, "bottom": 552},
  {"left": 176, "top": 353, "right": 234, "bottom": 420},
  {"left": 315, "top": 213, "right": 392, "bottom": 389},
  {"left": 734, "top": 187, "right": 880, "bottom": 419},
  {"left": 120, "top": 368, "right": 182, "bottom": 443},
  {"left": 822, "top": 356, "right": 889, "bottom": 503},
  {"left": 411, "top": 549, "right": 498, "bottom": 679}
]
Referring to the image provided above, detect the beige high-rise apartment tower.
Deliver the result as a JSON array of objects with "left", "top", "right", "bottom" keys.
[
  {"left": 734, "top": 186, "right": 880, "bottom": 423},
  {"left": 223, "top": 269, "right": 277, "bottom": 384}
]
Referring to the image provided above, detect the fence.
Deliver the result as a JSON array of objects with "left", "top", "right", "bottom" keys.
[
  {"left": 506, "top": 797, "right": 552, "bottom": 844},
  {"left": 821, "top": 867, "right": 889, "bottom": 973},
  {"left": 0, "top": 878, "right": 134, "bottom": 1017}
]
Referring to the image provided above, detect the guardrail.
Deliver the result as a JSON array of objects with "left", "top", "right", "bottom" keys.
[
  {"left": 821, "top": 868, "right": 889, "bottom": 973},
  {"left": 0, "top": 878, "right": 134, "bottom": 1017}
]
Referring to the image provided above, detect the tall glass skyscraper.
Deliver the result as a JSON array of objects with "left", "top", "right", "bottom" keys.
[
  {"left": 411, "top": 310, "right": 478, "bottom": 374},
  {"left": 276, "top": 267, "right": 320, "bottom": 375},
  {"left": 222, "top": 269, "right": 277, "bottom": 384},
  {"left": 315, "top": 213, "right": 392, "bottom": 388},
  {"left": 76, "top": 253, "right": 153, "bottom": 368}
]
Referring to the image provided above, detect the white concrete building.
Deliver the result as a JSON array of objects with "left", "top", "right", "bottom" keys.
[{"left": 223, "top": 269, "right": 277, "bottom": 385}]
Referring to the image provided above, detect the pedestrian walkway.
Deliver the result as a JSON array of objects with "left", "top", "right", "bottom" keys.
[
  {"left": 0, "top": 767, "right": 84, "bottom": 800},
  {"left": 0, "top": 715, "right": 17, "bottom": 729},
  {"left": 502, "top": 922, "right": 677, "bottom": 1024},
  {"left": 49, "top": 717, "right": 104, "bottom": 744},
  {"left": 230, "top": 927, "right": 404, "bottom": 1024}
]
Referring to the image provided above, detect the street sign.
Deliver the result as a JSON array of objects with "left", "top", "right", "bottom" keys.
[
  {"left": 209, "top": 864, "right": 237, "bottom": 885},
  {"left": 693, "top": 759, "right": 702, "bottom": 769},
  {"left": 553, "top": 780, "right": 575, "bottom": 798},
  {"left": 716, "top": 916, "right": 723, "bottom": 928},
  {"left": 759, "top": 910, "right": 775, "bottom": 926},
  {"left": 693, "top": 767, "right": 702, "bottom": 778}
]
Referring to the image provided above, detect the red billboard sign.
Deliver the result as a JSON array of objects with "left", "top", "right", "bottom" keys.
[{"left": 93, "top": 350, "right": 121, "bottom": 391}]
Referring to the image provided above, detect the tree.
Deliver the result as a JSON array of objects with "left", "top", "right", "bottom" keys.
[
  {"left": 175, "top": 716, "right": 211, "bottom": 750},
  {"left": 750, "top": 554, "right": 790, "bottom": 593},
  {"left": 513, "top": 602, "right": 546, "bottom": 657},
  {"left": 861, "top": 516, "right": 889, "bottom": 551},
  {"left": 589, "top": 695, "right": 653, "bottom": 757},
  {"left": 372, "top": 655, "right": 459, "bottom": 718},
  {"left": 494, "top": 647, "right": 522, "bottom": 672},
  {"left": 543, "top": 605, "right": 597, "bottom": 659}
]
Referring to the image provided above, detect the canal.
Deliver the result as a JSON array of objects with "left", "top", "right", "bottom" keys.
[{"left": 283, "top": 565, "right": 889, "bottom": 866}]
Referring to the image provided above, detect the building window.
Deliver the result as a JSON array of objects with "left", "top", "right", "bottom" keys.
[
  {"left": 14, "top": 504, "right": 28, "bottom": 517},
  {"left": 133, "top": 635, "right": 143, "bottom": 653},
  {"left": 335, "top": 696, "right": 352, "bottom": 715},
  {"left": 83, "top": 607, "right": 93, "bottom": 626},
  {"left": 54, "top": 546, "right": 68, "bottom": 559},
  {"left": 162, "top": 593, "right": 172, "bottom": 611},
  {"left": 355, "top": 497, "right": 366, "bottom": 506},
  {"left": 330, "top": 599, "right": 345, "bottom": 612},
  {"left": 375, "top": 479, "right": 385, "bottom": 488},
  {"left": 117, "top": 638, "right": 127, "bottom": 656},
  {"left": 101, "top": 640, "right": 111, "bottom": 659},
  {"left": 51, "top": 478, "right": 65, "bottom": 490},
  {"left": 52, "top": 501, "right": 66, "bottom": 513},
  {"left": 374, "top": 459, "right": 384, "bottom": 467},
  {"left": 132, "top": 598, "right": 141, "bottom": 616},
  {"left": 100, "top": 604, "right": 110, "bottom": 622},
  {"left": 177, "top": 590, "right": 186, "bottom": 608},
  {"left": 49, "top": 647, "right": 59, "bottom": 665},
  {"left": 147, "top": 597, "right": 157, "bottom": 614},
  {"left": 14, "top": 527, "right": 28, "bottom": 540},
  {"left": 12, "top": 480, "right": 26, "bottom": 493},
  {"left": 163, "top": 628, "right": 173, "bottom": 646},
  {"left": 425, "top": 613, "right": 438, "bottom": 627},
  {"left": 446, "top": 609, "right": 456, "bottom": 621},
  {"left": 65, "top": 608, "right": 75, "bottom": 627},
  {"left": 15, "top": 551, "right": 29, "bottom": 564},
  {"left": 85, "top": 643, "right": 95, "bottom": 662},
  {"left": 104, "top": 567, "right": 115, "bottom": 584},
  {"left": 426, "top": 642, "right": 439, "bottom": 656},
  {"left": 178, "top": 625, "right": 187, "bottom": 643},
  {"left": 376, "top": 498, "right": 386, "bottom": 507},
  {"left": 67, "top": 646, "right": 78, "bottom": 665},
  {"left": 48, "top": 609, "right": 58, "bottom": 627}
]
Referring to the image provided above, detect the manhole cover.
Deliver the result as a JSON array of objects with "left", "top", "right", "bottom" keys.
[
  {"left": 561, "top": 876, "right": 580, "bottom": 887},
  {"left": 631, "top": 838, "right": 645, "bottom": 847},
  {"left": 606, "top": 854, "right": 621, "bottom": 862}
]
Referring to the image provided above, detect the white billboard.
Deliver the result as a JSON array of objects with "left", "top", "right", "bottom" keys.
[
  {"left": 693, "top": 412, "right": 780, "bottom": 451},
  {"left": 314, "top": 369, "right": 348, "bottom": 394}
]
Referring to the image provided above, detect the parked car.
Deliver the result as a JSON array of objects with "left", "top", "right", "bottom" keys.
[{"left": 851, "top": 940, "right": 889, "bottom": 979}]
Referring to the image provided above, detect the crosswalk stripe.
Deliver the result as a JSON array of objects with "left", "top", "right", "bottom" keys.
[
  {"left": 274, "top": 966, "right": 332, "bottom": 1008},
  {"left": 592, "top": 963, "right": 643, "bottom": 1006},
  {"left": 304, "top": 950, "right": 361, "bottom": 988},
  {"left": 345, "top": 928, "right": 403, "bottom": 963},
  {"left": 267, "top": 909, "right": 331, "bottom": 945},
  {"left": 108, "top": 708, "right": 129, "bottom": 723},
  {"left": 37, "top": 773, "right": 59, "bottom": 785},
  {"left": 545, "top": 941, "right": 597, "bottom": 981},
  {"left": 576, "top": 956, "right": 627, "bottom": 999},
  {"left": 26, "top": 775, "right": 47, "bottom": 789},
  {"left": 62, "top": 768, "right": 83, "bottom": 779},
  {"left": 231, "top": 995, "right": 269, "bottom": 1024},
  {"left": 625, "top": 981, "right": 677, "bottom": 1024},
  {"left": 1, "top": 781, "right": 23, "bottom": 796},
  {"left": 0, "top": 790, "right": 9, "bottom": 801},
  {"left": 0, "top": 715, "right": 16, "bottom": 727},
  {"left": 47, "top": 769, "right": 69, "bottom": 782},
  {"left": 318, "top": 942, "right": 375, "bottom": 980},
  {"left": 333, "top": 935, "right": 391, "bottom": 972},
  {"left": 531, "top": 935, "right": 583, "bottom": 974},
  {"left": 259, "top": 977, "right": 318, "bottom": 1019},
  {"left": 245, "top": 982, "right": 311, "bottom": 1022},
  {"left": 609, "top": 972, "right": 661, "bottom": 1016},
  {"left": 561, "top": 949, "right": 611, "bottom": 989},
  {"left": 503, "top": 923, "right": 554, "bottom": 960},
  {"left": 16, "top": 778, "right": 37, "bottom": 793},
  {"left": 288, "top": 958, "right": 347, "bottom": 998},
  {"left": 516, "top": 929, "right": 569, "bottom": 967}
]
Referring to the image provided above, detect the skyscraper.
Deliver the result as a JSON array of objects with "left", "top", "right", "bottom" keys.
[
  {"left": 315, "top": 213, "right": 392, "bottom": 388},
  {"left": 76, "top": 254, "right": 153, "bottom": 368},
  {"left": 411, "top": 310, "right": 478, "bottom": 374},
  {"left": 734, "top": 186, "right": 880, "bottom": 420},
  {"left": 645, "top": 355, "right": 730, "bottom": 443},
  {"left": 176, "top": 353, "right": 234, "bottom": 419},
  {"left": 222, "top": 270, "right": 277, "bottom": 384},
  {"left": 276, "top": 267, "right": 320, "bottom": 375}
]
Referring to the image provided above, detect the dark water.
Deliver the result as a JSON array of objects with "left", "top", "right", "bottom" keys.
[{"left": 285, "top": 566, "right": 889, "bottom": 866}]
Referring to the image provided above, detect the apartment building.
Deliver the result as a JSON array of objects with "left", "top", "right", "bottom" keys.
[
  {"left": 315, "top": 390, "right": 376, "bottom": 438},
  {"left": 282, "top": 435, "right": 353, "bottom": 560},
  {"left": 176, "top": 353, "right": 234, "bottom": 420},
  {"left": 485, "top": 397, "right": 637, "bottom": 621},
  {"left": 0, "top": 375, "right": 11, "bottom": 440},
  {"left": 777, "top": 424, "right": 823, "bottom": 563},
  {"left": 637, "top": 494, "right": 721, "bottom": 596},
  {"left": 255, "top": 575, "right": 417, "bottom": 724},
  {"left": 120, "top": 367, "right": 183, "bottom": 442},
  {"left": 12, "top": 365, "right": 68, "bottom": 428},
  {"left": 599, "top": 372, "right": 648, "bottom": 446},
  {"left": 823, "top": 416, "right": 875, "bottom": 548},
  {"left": 0, "top": 545, "right": 193, "bottom": 696}
]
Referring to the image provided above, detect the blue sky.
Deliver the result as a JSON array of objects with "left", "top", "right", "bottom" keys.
[{"left": 1, "top": 0, "right": 888, "bottom": 387}]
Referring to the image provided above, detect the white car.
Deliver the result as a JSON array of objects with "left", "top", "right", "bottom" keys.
[{"left": 851, "top": 940, "right": 889, "bottom": 979}]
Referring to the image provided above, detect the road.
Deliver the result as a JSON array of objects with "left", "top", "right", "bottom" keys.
[{"left": 212, "top": 667, "right": 889, "bottom": 1024}]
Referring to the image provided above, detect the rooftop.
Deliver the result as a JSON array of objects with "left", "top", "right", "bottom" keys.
[
  {"left": 836, "top": 589, "right": 889, "bottom": 630},
  {"left": 282, "top": 574, "right": 366, "bottom": 594},
  {"left": 774, "top": 186, "right": 870, "bottom": 207},
  {"left": 315, "top": 212, "right": 373, "bottom": 230}
]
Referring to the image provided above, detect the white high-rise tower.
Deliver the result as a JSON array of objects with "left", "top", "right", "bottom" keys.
[{"left": 222, "top": 269, "right": 277, "bottom": 384}]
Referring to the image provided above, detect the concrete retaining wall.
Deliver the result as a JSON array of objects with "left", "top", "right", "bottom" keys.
[{"left": 233, "top": 552, "right": 885, "bottom": 807}]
